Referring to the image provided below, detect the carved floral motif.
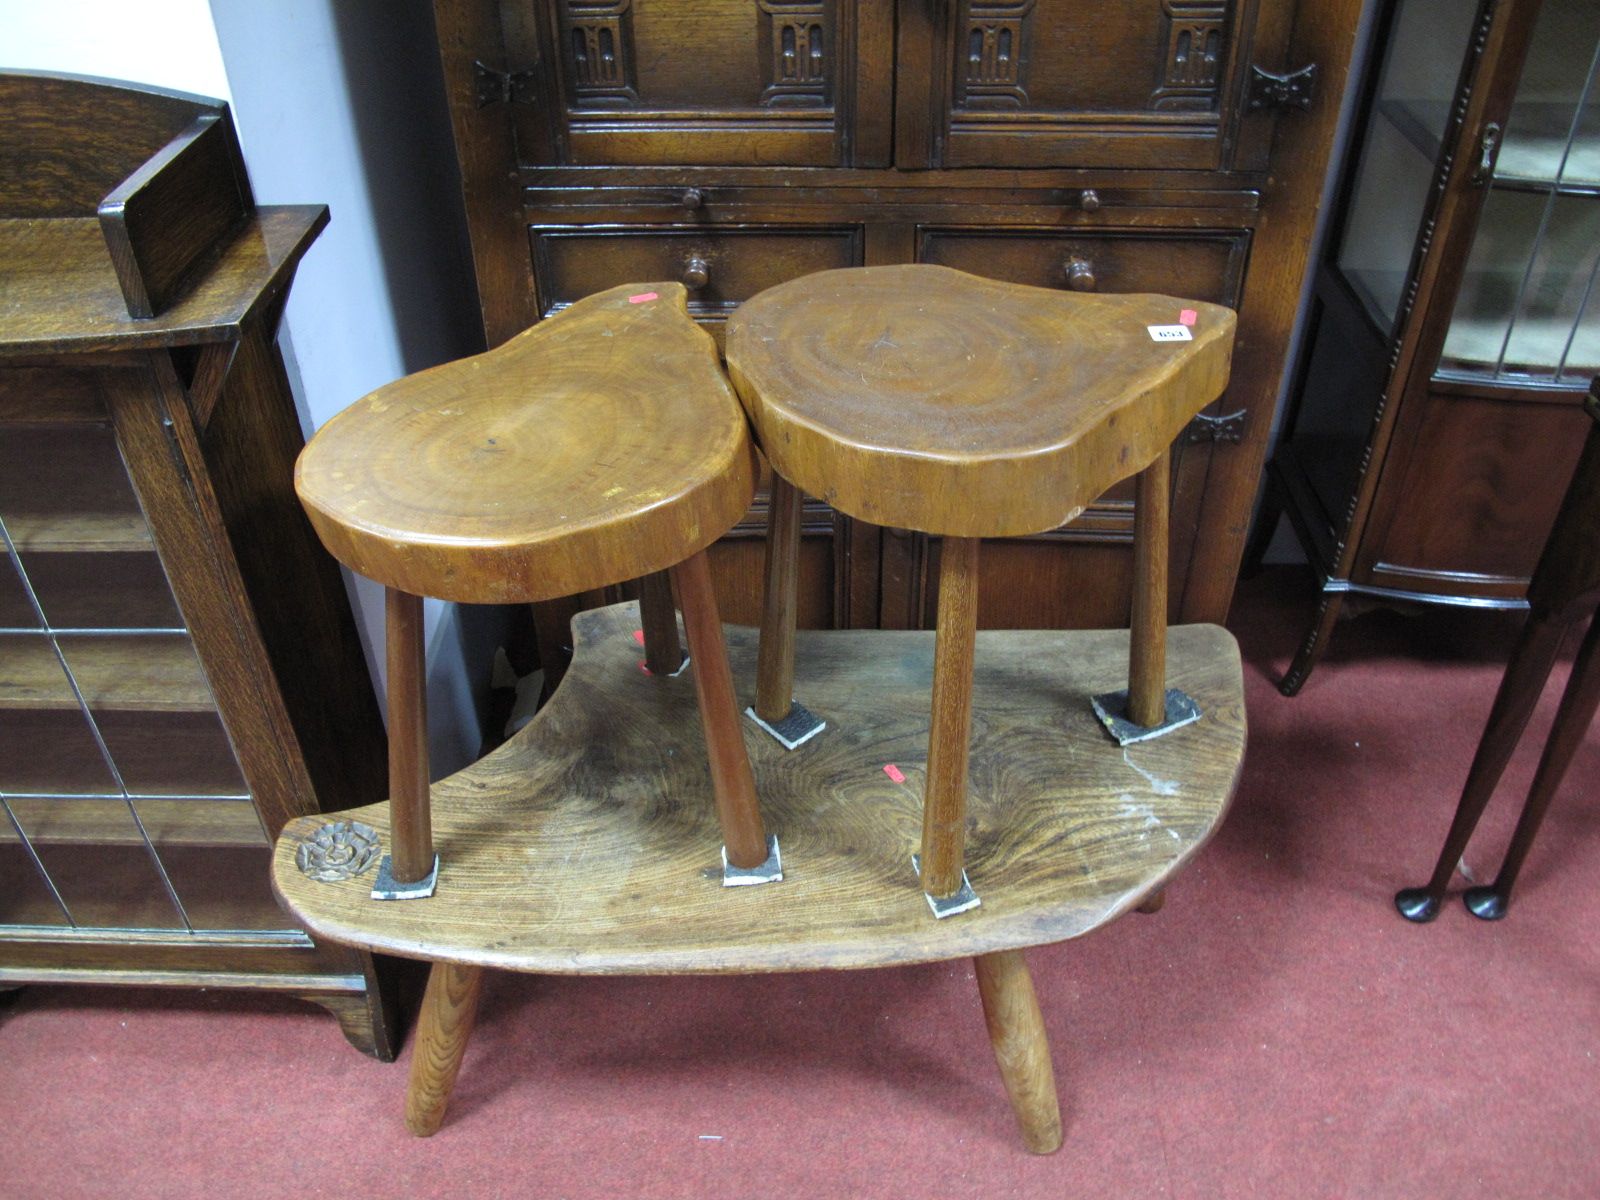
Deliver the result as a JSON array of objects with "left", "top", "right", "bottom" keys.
[{"left": 297, "top": 820, "right": 382, "bottom": 883}]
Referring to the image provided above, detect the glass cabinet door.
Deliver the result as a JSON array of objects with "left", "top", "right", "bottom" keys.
[
  {"left": 1336, "top": 0, "right": 1484, "bottom": 335},
  {"left": 0, "top": 397, "right": 292, "bottom": 934},
  {"left": 1442, "top": 0, "right": 1600, "bottom": 382}
]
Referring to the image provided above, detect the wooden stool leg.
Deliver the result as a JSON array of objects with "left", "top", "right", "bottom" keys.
[
  {"left": 975, "top": 949, "right": 1063, "bottom": 1154},
  {"left": 921, "top": 536, "right": 981, "bottom": 899},
  {"left": 1467, "top": 612, "right": 1600, "bottom": 919},
  {"left": 638, "top": 569, "right": 683, "bottom": 675},
  {"left": 755, "top": 473, "right": 802, "bottom": 723},
  {"left": 1129, "top": 447, "right": 1170, "bottom": 728},
  {"left": 1395, "top": 611, "right": 1568, "bottom": 922},
  {"left": 672, "top": 549, "right": 769, "bottom": 869},
  {"left": 404, "top": 961, "right": 485, "bottom": 1136},
  {"left": 386, "top": 587, "right": 433, "bottom": 883}
]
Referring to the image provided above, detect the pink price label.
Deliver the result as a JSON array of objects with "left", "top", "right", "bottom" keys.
[
  {"left": 1179, "top": 308, "right": 1198, "bottom": 326},
  {"left": 883, "top": 764, "right": 906, "bottom": 784},
  {"left": 628, "top": 292, "right": 659, "bottom": 304},
  {"left": 632, "top": 629, "right": 646, "bottom": 645}
]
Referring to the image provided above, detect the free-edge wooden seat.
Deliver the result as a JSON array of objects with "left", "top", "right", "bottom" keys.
[{"left": 274, "top": 604, "right": 1247, "bottom": 1149}]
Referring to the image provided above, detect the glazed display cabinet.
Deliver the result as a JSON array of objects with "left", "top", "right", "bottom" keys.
[
  {"left": 0, "top": 72, "right": 395, "bottom": 1057},
  {"left": 1261, "top": 0, "right": 1600, "bottom": 694}
]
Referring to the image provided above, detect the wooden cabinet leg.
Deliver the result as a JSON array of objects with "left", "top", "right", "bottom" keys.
[
  {"left": 975, "top": 949, "right": 1062, "bottom": 1155},
  {"left": 386, "top": 587, "right": 433, "bottom": 883},
  {"left": 1468, "top": 612, "right": 1600, "bottom": 918},
  {"left": 672, "top": 549, "right": 769, "bottom": 868},
  {"left": 1279, "top": 588, "right": 1346, "bottom": 697},
  {"left": 755, "top": 474, "right": 802, "bottom": 723},
  {"left": 921, "top": 536, "right": 981, "bottom": 899},
  {"left": 404, "top": 961, "right": 485, "bottom": 1137},
  {"left": 638, "top": 569, "right": 683, "bottom": 675},
  {"left": 1129, "top": 447, "right": 1171, "bottom": 728},
  {"left": 1395, "top": 611, "right": 1568, "bottom": 922}
]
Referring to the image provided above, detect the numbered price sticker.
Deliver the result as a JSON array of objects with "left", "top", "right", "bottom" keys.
[{"left": 1147, "top": 324, "right": 1193, "bottom": 342}]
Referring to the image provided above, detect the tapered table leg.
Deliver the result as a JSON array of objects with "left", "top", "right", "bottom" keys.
[
  {"left": 755, "top": 474, "right": 802, "bottom": 722},
  {"left": 385, "top": 587, "right": 434, "bottom": 888},
  {"left": 1280, "top": 589, "right": 1345, "bottom": 698},
  {"left": 1130, "top": 447, "right": 1170, "bottom": 728},
  {"left": 638, "top": 569, "right": 684, "bottom": 675},
  {"left": 673, "top": 549, "right": 770, "bottom": 869},
  {"left": 1466, "top": 613, "right": 1600, "bottom": 919},
  {"left": 921, "top": 536, "right": 981, "bottom": 901},
  {"left": 1395, "top": 612, "right": 1568, "bottom": 922},
  {"left": 975, "top": 949, "right": 1063, "bottom": 1155},
  {"left": 404, "top": 961, "right": 485, "bottom": 1137}
]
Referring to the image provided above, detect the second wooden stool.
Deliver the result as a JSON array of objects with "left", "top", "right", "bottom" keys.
[{"left": 727, "top": 264, "right": 1236, "bottom": 914}]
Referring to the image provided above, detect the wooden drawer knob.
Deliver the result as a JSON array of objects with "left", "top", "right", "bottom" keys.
[
  {"left": 1065, "top": 256, "right": 1096, "bottom": 292},
  {"left": 681, "top": 256, "right": 710, "bottom": 290},
  {"left": 680, "top": 187, "right": 705, "bottom": 210},
  {"left": 1079, "top": 188, "right": 1101, "bottom": 212}
]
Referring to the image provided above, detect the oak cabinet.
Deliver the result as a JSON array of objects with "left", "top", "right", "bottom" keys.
[{"left": 435, "top": 0, "right": 1361, "bottom": 638}]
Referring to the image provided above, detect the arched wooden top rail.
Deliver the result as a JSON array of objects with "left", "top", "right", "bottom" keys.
[
  {"left": 295, "top": 283, "right": 757, "bottom": 603},
  {"left": 273, "top": 605, "right": 1246, "bottom": 975},
  {"left": 726, "top": 264, "right": 1236, "bottom": 538}
]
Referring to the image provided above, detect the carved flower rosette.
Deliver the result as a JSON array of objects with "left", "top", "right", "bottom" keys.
[{"left": 297, "top": 820, "right": 382, "bottom": 883}]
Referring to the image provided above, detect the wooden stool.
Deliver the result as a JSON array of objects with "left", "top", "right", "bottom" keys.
[
  {"left": 1397, "top": 381, "right": 1600, "bottom": 922},
  {"left": 290, "top": 283, "right": 774, "bottom": 1131},
  {"left": 727, "top": 265, "right": 1237, "bottom": 913}
]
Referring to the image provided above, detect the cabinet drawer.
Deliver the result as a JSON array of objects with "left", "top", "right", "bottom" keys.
[
  {"left": 531, "top": 225, "right": 865, "bottom": 322},
  {"left": 917, "top": 228, "right": 1250, "bottom": 307}
]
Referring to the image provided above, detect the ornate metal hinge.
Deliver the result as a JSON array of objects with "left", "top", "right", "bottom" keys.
[
  {"left": 473, "top": 60, "right": 537, "bottom": 108},
  {"left": 1248, "top": 63, "right": 1317, "bottom": 111},
  {"left": 1184, "top": 410, "right": 1248, "bottom": 444}
]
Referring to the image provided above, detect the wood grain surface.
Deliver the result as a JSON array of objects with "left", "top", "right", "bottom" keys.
[
  {"left": 295, "top": 283, "right": 757, "bottom": 603},
  {"left": 0, "top": 208, "right": 324, "bottom": 356},
  {"left": 273, "top": 603, "right": 1245, "bottom": 974},
  {"left": 725, "top": 264, "right": 1235, "bottom": 538},
  {"left": 975, "top": 949, "right": 1062, "bottom": 1154},
  {"left": 404, "top": 961, "right": 484, "bottom": 1137}
]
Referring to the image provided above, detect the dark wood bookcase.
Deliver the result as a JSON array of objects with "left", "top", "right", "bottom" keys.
[{"left": 0, "top": 72, "right": 396, "bottom": 1058}]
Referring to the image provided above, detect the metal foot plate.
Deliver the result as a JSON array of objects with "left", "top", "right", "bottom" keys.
[
  {"left": 370, "top": 853, "right": 439, "bottom": 900},
  {"left": 1090, "top": 687, "right": 1202, "bottom": 746},
  {"left": 745, "top": 701, "right": 826, "bottom": 750},
  {"left": 723, "top": 835, "right": 783, "bottom": 886},
  {"left": 911, "top": 853, "right": 981, "bottom": 919}
]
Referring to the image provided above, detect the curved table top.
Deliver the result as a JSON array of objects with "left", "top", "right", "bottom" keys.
[
  {"left": 273, "top": 603, "right": 1245, "bottom": 976},
  {"left": 726, "top": 264, "right": 1236, "bottom": 538},
  {"left": 296, "top": 283, "right": 756, "bottom": 603}
]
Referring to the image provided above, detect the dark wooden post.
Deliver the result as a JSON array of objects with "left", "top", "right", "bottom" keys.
[
  {"left": 1129, "top": 447, "right": 1171, "bottom": 728},
  {"left": 920, "top": 536, "right": 981, "bottom": 898},
  {"left": 638, "top": 569, "right": 683, "bottom": 675},
  {"left": 385, "top": 587, "right": 433, "bottom": 882},
  {"left": 755, "top": 474, "right": 802, "bottom": 723},
  {"left": 673, "top": 549, "right": 769, "bottom": 868}
]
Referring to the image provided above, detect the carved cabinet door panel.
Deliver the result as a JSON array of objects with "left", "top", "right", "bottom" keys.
[
  {"left": 896, "top": 0, "right": 1296, "bottom": 170},
  {"left": 502, "top": 0, "right": 895, "bottom": 166}
]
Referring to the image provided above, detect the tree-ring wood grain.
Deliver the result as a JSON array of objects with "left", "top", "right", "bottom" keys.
[
  {"left": 295, "top": 283, "right": 757, "bottom": 603},
  {"left": 725, "top": 264, "right": 1236, "bottom": 538},
  {"left": 272, "top": 602, "right": 1246, "bottom": 974}
]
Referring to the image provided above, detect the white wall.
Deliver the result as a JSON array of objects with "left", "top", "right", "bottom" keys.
[{"left": 4, "top": 1, "right": 502, "bottom": 777}]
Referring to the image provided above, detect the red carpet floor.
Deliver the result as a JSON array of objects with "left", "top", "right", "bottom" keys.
[{"left": 4, "top": 566, "right": 1598, "bottom": 1199}]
